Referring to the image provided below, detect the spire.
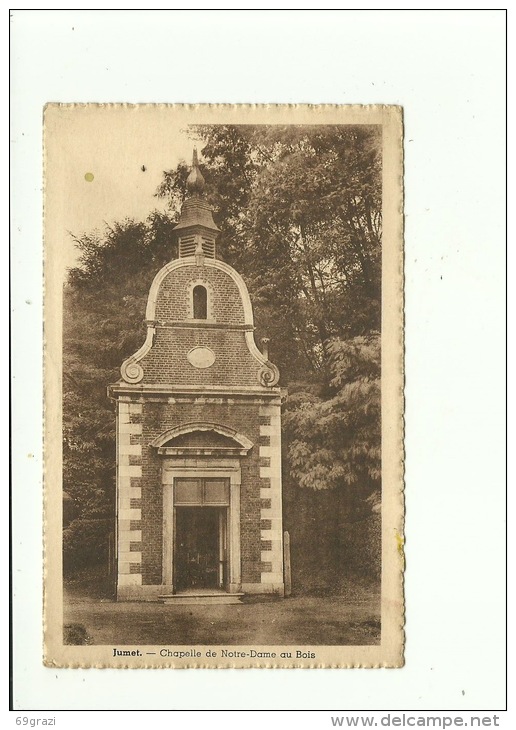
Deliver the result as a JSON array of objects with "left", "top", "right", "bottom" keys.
[
  {"left": 173, "top": 149, "right": 220, "bottom": 259},
  {"left": 186, "top": 148, "right": 205, "bottom": 195}
]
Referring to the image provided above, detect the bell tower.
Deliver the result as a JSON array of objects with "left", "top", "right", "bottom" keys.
[
  {"left": 174, "top": 149, "right": 219, "bottom": 260},
  {"left": 109, "top": 151, "right": 285, "bottom": 602}
]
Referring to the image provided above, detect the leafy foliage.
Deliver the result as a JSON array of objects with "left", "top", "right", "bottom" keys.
[
  {"left": 63, "top": 518, "right": 113, "bottom": 572},
  {"left": 285, "top": 334, "right": 381, "bottom": 495},
  {"left": 63, "top": 214, "right": 179, "bottom": 575}
]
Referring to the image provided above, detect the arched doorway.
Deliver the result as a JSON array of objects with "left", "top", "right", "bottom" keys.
[{"left": 151, "top": 423, "right": 253, "bottom": 594}]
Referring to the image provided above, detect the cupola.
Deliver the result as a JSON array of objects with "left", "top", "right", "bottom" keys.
[{"left": 173, "top": 149, "right": 220, "bottom": 259}]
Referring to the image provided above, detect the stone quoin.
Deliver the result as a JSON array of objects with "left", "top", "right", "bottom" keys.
[{"left": 108, "top": 150, "right": 285, "bottom": 601}]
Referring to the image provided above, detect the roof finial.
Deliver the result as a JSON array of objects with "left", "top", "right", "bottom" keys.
[{"left": 186, "top": 147, "right": 205, "bottom": 195}]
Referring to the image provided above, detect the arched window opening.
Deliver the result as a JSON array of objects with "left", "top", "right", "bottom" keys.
[{"left": 193, "top": 285, "right": 208, "bottom": 319}]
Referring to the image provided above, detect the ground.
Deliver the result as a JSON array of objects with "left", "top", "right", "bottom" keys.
[{"left": 64, "top": 575, "right": 381, "bottom": 646}]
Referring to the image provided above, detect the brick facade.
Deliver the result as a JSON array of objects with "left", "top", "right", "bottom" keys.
[
  {"left": 109, "top": 255, "right": 284, "bottom": 601},
  {"left": 154, "top": 265, "right": 245, "bottom": 324},
  {"left": 137, "top": 397, "right": 265, "bottom": 586},
  {"left": 140, "top": 328, "right": 263, "bottom": 386}
]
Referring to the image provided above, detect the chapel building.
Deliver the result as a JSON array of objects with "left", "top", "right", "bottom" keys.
[{"left": 108, "top": 152, "right": 285, "bottom": 602}]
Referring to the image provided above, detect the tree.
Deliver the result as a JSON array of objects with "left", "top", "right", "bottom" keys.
[
  {"left": 63, "top": 213, "right": 178, "bottom": 574},
  {"left": 285, "top": 334, "right": 381, "bottom": 495}
]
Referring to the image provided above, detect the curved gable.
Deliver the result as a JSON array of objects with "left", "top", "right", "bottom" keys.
[
  {"left": 119, "top": 258, "right": 280, "bottom": 388},
  {"left": 147, "top": 259, "right": 252, "bottom": 326}
]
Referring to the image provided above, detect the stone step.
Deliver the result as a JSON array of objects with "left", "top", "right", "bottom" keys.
[{"left": 159, "top": 592, "right": 244, "bottom": 605}]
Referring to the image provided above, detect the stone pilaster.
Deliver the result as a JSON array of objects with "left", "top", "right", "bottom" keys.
[
  {"left": 258, "top": 401, "right": 284, "bottom": 593},
  {"left": 116, "top": 401, "right": 143, "bottom": 597}
]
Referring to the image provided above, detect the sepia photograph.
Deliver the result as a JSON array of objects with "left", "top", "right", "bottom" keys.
[
  {"left": 11, "top": 7, "right": 506, "bottom": 714},
  {"left": 43, "top": 104, "right": 404, "bottom": 668}
]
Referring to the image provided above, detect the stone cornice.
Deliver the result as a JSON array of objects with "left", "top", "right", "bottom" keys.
[
  {"left": 108, "top": 383, "right": 284, "bottom": 401},
  {"left": 157, "top": 447, "right": 248, "bottom": 457},
  {"left": 154, "top": 321, "right": 254, "bottom": 332}
]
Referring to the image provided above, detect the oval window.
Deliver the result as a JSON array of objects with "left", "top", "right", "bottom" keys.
[{"left": 187, "top": 347, "right": 216, "bottom": 369}]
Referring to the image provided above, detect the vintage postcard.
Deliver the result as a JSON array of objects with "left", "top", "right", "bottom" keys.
[{"left": 44, "top": 104, "right": 404, "bottom": 668}]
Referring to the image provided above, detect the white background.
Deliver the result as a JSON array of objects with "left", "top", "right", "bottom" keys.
[{"left": 10, "top": 7, "right": 507, "bottom": 716}]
